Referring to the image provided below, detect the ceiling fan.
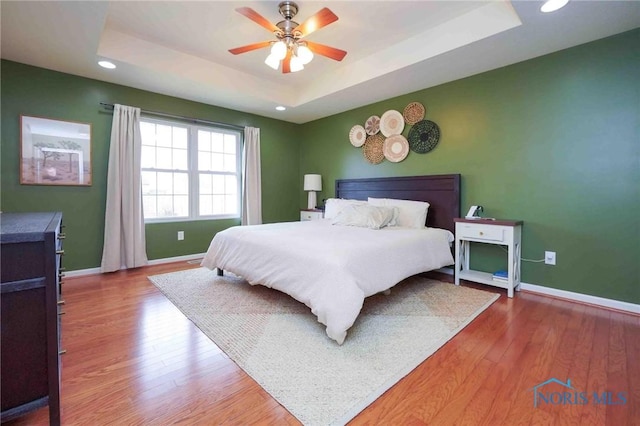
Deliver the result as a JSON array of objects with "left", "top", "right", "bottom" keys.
[{"left": 229, "top": 1, "right": 347, "bottom": 73}]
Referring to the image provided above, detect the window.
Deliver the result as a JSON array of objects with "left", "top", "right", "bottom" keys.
[{"left": 140, "top": 118, "right": 241, "bottom": 221}]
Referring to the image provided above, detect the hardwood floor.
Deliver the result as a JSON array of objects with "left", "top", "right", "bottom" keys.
[{"left": 6, "top": 262, "right": 639, "bottom": 425}]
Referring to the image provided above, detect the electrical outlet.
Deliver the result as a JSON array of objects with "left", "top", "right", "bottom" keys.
[
  {"left": 177, "top": 231, "right": 184, "bottom": 241},
  {"left": 545, "top": 251, "right": 556, "bottom": 265}
]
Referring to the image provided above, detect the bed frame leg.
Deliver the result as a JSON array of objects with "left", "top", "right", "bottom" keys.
[{"left": 216, "top": 268, "right": 224, "bottom": 276}]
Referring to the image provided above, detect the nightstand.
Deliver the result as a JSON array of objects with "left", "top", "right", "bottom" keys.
[
  {"left": 300, "top": 209, "right": 324, "bottom": 221},
  {"left": 454, "top": 218, "right": 522, "bottom": 298}
]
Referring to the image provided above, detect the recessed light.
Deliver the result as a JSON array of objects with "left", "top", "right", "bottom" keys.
[
  {"left": 275, "top": 106, "right": 286, "bottom": 111},
  {"left": 98, "top": 60, "right": 116, "bottom": 69},
  {"left": 541, "top": 0, "right": 569, "bottom": 13}
]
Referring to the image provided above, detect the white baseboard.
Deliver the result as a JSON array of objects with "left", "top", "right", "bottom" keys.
[
  {"left": 65, "top": 253, "right": 206, "bottom": 278},
  {"left": 147, "top": 253, "right": 205, "bottom": 266},
  {"left": 65, "top": 267, "right": 102, "bottom": 278},
  {"left": 519, "top": 282, "right": 640, "bottom": 315},
  {"left": 436, "top": 268, "right": 639, "bottom": 315}
]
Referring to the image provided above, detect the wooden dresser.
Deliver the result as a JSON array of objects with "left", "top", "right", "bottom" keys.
[{"left": 1, "top": 212, "right": 64, "bottom": 425}]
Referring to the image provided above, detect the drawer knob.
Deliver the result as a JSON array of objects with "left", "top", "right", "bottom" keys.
[
  {"left": 479, "top": 231, "right": 484, "bottom": 236},
  {"left": 56, "top": 249, "right": 65, "bottom": 255},
  {"left": 58, "top": 233, "right": 66, "bottom": 240},
  {"left": 59, "top": 349, "right": 67, "bottom": 355},
  {"left": 57, "top": 300, "right": 66, "bottom": 305}
]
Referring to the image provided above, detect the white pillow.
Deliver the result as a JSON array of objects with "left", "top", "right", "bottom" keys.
[
  {"left": 368, "top": 197, "right": 430, "bottom": 228},
  {"left": 331, "top": 204, "right": 396, "bottom": 230},
  {"left": 324, "top": 198, "right": 367, "bottom": 220},
  {"left": 365, "top": 198, "right": 399, "bottom": 226}
]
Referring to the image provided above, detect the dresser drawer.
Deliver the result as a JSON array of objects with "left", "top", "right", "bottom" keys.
[
  {"left": 456, "top": 223, "right": 506, "bottom": 242},
  {"left": 1, "top": 242, "right": 46, "bottom": 282}
]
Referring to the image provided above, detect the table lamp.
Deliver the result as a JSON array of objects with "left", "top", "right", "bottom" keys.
[{"left": 303, "top": 174, "right": 322, "bottom": 210}]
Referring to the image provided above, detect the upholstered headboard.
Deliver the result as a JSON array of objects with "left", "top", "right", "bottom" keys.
[{"left": 334, "top": 174, "right": 461, "bottom": 234}]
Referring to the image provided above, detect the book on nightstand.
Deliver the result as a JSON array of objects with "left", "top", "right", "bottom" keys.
[{"left": 492, "top": 270, "right": 509, "bottom": 282}]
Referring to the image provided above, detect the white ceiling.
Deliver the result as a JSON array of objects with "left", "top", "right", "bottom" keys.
[{"left": 2, "top": 1, "right": 639, "bottom": 124}]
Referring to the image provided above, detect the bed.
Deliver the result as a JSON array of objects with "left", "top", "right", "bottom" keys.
[{"left": 201, "top": 174, "right": 460, "bottom": 344}]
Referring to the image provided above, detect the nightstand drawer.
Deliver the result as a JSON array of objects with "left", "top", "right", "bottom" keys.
[
  {"left": 300, "top": 210, "right": 323, "bottom": 221},
  {"left": 457, "top": 223, "right": 505, "bottom": 242}
]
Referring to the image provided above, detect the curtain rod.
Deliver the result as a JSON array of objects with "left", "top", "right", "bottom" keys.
[{"left": 100, "top": 102, "right": 244, "bottom": 132}]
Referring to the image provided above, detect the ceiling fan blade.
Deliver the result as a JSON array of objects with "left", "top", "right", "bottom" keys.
[
  {"left": 305, "top": 41, "right": 347, "bottom": 61},
  {"left": 228, "top": 41, "right": 272, "bottom": 55},
  {"left": 294, "top": 8, "right": 338, "bottom": 38},
  {"left": 235, "top": 7, "right": 279, "bottom": 33},
  {"left": 282, "top": 49, "right": 293, "bottom": 74}
]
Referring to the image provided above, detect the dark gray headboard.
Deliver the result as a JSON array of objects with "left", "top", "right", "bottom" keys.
[{"left": 335, "top": 174, "right": 460, "bottom": 234}]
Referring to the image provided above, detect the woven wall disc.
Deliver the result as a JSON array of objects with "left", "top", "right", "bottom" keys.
[
  {"left": 408, "top": 120, "right": 440, "bottom": 153},
  {"left": 365, "top": 115, "right": 380, "bottom": 135},
  {"left": 383, "top": 135, "right": 409, "bottom": 163},
  {"left": 403, "top": 102, "right": 425, "bottom": 125},
  {"left": 363, "top": 134, "right": 385, "bottom": 164},
  {"left": 379, "top": 110, "right": 405, "bottom": 137},
  {"left": 349, "top": 125, "right": 367, "bottom": 147}
]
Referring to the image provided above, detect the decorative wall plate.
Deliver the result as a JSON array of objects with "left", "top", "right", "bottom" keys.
[
  {"left": 363, "top": 134, "right": 385, "bottom": 164},
  {"left": 379, "top": 110, "right": 405, "bottom": 137},
  {"left": 349, "top": 124, "right": 367, "bottom": 147},
  {"left": 403, "top": 102, "right": 425, "bottom": 125},
  {"left": 383, "top": 135, "right": 409, "bottom": 162},
  {"left": 408, "top": 120, "right": 440, "bottom": 153},
  {"left": 365, "top": 115, "right": 380, "bottom": 135}
]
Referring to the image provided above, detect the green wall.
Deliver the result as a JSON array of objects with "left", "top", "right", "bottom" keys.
[
  {"left": 298, "top": 29, "right": 640, "bottom": 304},
  {"left": 2, "top": 29, "right": 638, "bottom": 305},
  {"left": 1, "top": 61, "right": 301, "bottom": 270}
]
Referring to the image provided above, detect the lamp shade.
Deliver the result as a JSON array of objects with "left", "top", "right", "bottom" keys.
[
  {"left": 303, "top": 174, "right": 322, "bottom": 191},
  {"left": 264, "top": 54, "right": 280, "bottom": 70},
  {"left": 271, "top": 41, "right": 287, "bottom": 60},
  {"left": 290, "top": 55, "right": 304, "bottom": 72},
  {"left": 297, "top": 45, "right": 314, "bottom": 65}
]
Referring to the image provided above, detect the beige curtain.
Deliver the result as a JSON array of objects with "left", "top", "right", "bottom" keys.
[
  {"left": 241, "top": 127, "right": 262, "bottom": 225},
  {"left": 100, "top": 104, "right": 148, "bottom": 272}
]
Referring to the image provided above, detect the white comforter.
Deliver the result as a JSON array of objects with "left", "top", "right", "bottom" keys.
[{"left": 201, "top": 220, "right": 454, "bottom": 344}]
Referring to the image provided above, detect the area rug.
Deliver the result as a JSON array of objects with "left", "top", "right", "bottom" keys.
[{"left": 148, "top": 267, "right": 499, "bottom": 426}]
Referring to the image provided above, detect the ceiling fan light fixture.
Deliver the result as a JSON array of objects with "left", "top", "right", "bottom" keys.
[
  {"left": 296, "top": 45, "right": 314, "bottom": 65},
  {"left": 265, "top": 54, "right": 280, "bottom": 70},
  {"left": 271, "top": 41, "right": 288, "bottom": 60},
  {"left": 541, "top": 0, "right": 569, "bottom": 13},
  {"left": 231, "top": 2, "right": 344, "bottom": 74},
  {"left": 290, "top": 55, "right": 304, "bottom": 72}
]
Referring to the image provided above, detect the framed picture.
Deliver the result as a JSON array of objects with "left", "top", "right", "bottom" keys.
[{"left": 20, "top": 115, "right": 92, "bottom": 186}]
